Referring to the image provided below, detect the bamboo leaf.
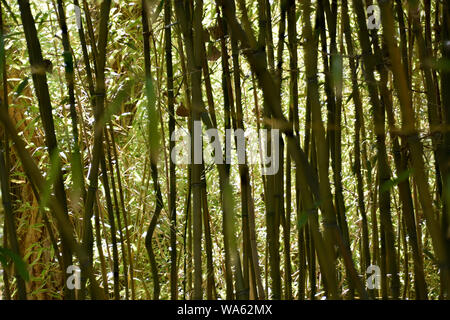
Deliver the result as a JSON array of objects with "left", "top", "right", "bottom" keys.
[
  {"left": 98, "top": 79, "right": 135, "bottom": 129},
  {"left": 14, "top": 77, "right": 29, "bottom": 97},
  {"left": 0, "top": 246, "right": 30, "bottom": 282},
  {"left": 381, "top": 169, "right": 413, "bottom": 193}
]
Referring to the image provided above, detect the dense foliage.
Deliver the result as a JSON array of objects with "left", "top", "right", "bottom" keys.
[{"left": 0, "top": 0, "right": 450, "bottom": 300}]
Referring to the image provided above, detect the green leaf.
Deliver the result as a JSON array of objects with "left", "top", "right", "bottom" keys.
[
  {"left": 62, "top": 51, "right": 74, "bottom": 74},
  {"left": 432, "top": 58, "right": 450, "bottom": 72},
  {"left": 0, "top": 253, "right": 7, "bottom": 266},
  {"left": 0, "top": 246, "right": 30, "bottom": 282},
  {"left": 297, "top": 211, "right": 309, "bottom": 230},
  {"left": 15, "top": 77, "right": 29, "bottom": 97},
  {"left": 98, "top": 79, "right": 135, "bottom": 129},
  {"left": 381, "top": 169, "right": 413, "bottom": 193},
  {"left": 297, "top": 201, "right": 321, "bottom": 230}
]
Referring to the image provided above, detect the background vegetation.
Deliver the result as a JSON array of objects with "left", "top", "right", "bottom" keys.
[{"left": 0, "top": 0, "right": 449, "bottom": 300}]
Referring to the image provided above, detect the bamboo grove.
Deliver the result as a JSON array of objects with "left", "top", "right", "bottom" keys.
[{"left": 0, "top": 0, "right": 449, "bottom": 300}]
